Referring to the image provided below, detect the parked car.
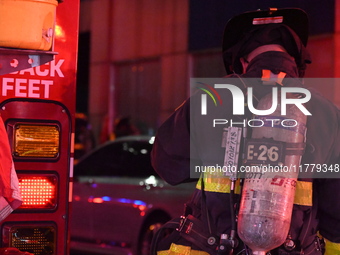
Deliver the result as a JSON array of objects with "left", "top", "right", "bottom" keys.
[{"left": 70, "top": 135, "right": 196, "bottom": 255}]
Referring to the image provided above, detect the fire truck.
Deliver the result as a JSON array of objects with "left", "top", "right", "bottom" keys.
[{"left": 0, "top": 0, "right": 79, "bottom": 254}]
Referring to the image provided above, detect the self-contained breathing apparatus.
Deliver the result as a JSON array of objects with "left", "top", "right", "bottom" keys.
[{"left": 236, "top": 89, "right": 308, "bottom": 255}]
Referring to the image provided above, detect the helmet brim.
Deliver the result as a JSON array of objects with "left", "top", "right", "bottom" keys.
[{"left": 222, "top": 8, "right": 309, "bottom": 54}]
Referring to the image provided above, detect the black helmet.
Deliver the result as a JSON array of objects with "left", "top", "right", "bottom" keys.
[{"left": 222, "top": 8, "right": 312, "bottom": 77}]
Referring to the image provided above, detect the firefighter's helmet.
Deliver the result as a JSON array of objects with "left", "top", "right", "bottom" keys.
[{"left": 222, "top": 8, "right": 312, "bottom": 77}]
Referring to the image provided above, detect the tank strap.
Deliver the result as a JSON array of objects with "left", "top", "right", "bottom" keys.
[
  {"left": 150, "top": 211, "right": 220, "bottom": 255},
  {"left": 177, "top": 214, "right": 220, "bottom": 254},
  {"left": 257, "top": 115, "right": 307, "bottom": 136},
  {"left": 285, "top": 142, "right": 306, "bottom": 156},
  {"left": 150, "top": 218, "right": 182, "bottom": 255}
]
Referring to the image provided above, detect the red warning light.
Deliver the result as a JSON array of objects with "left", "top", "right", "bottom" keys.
[{"left": 18, "top": 175, "right": 57, "bottom": 210}]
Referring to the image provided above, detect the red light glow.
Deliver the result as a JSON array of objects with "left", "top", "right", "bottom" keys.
[
  {"left": 92, "top": 197, "right": 104, "bottom": 204},
  {"left": 138, "top": 205, "right": 146, "bottom": 211},
  {"left": 19, "top": 177, "right": 56, "bottom": 209}
]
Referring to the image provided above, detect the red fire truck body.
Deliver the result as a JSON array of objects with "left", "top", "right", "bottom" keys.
[{"left": 0, "top": 0, "right": 80, "bottom": 254}]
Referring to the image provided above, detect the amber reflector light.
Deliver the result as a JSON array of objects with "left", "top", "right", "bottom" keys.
[{"left": 14, "top": 124, "right": 60, "bottom": 158}]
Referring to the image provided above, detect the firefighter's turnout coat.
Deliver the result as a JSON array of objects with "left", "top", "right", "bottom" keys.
[{"left": 151, "top": 51, "right": 340, "bottom": 255}]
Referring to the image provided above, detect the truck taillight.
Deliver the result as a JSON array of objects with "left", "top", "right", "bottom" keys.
[
  {"left": 0, "top": 99, "right": 73, "bottom": 254},
  {"left": 18, "top": 175, "right": 57, "bottom": 210},
  {"left": 14, "top": 124, "right": 60, "bottom": 158},
  {"left": 2, "top": 224, "right": 56, "bottom": 255}
]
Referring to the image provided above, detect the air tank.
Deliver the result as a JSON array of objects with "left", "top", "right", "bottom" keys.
[{"left": 237, "top": 91, "right": 307, "bottom": 255}]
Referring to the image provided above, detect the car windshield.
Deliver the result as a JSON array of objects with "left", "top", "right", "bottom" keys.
[{"left": 74, "top": 139, "right": 158, "bottom": 178}]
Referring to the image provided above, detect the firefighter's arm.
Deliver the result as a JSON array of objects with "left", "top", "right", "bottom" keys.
[{"left": 151, "top": 99, "right": 195, "bottom": 185}]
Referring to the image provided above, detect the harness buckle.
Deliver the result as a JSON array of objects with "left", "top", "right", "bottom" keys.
[
  {"left": 176, "top": 215, "right": 195, "bottom": 234},
  {"left": 176, "top": 215, "right": 187, "bottom": 232}
]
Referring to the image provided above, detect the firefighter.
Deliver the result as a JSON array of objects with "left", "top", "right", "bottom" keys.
[{"left": 151, "top": 8, "right": 340, "bottom": 255}]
